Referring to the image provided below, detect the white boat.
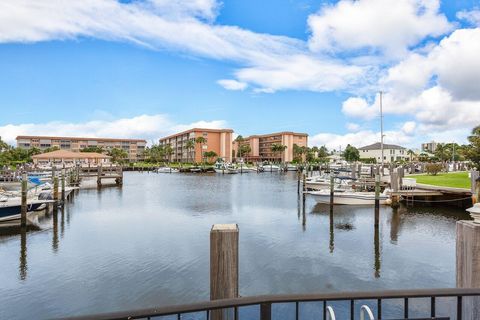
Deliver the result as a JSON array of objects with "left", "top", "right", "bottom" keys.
[
  {"left": 285, "top": 164, "right": 298, "bottom": 171},
  {"left": 0, "top": 198, "right": 53, "bottom": 222},
  {"left": 157, "top": 167, "right": 179, "bottom": 173},
  {"left": 237, "top": 165, "right": 256, "bottom": 173},
  {"left": 261, "top": 164, "right": 280, "bottom": 172},
  {"left": 214, "top": 163, "right": 238, "bottom": 174},
  {"left": 308, "top": 189, "right": 389, "bottom": 205}
]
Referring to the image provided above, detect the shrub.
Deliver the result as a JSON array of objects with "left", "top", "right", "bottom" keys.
[{"left": 425, "top": 163, "right": 443, "bottom": 175}]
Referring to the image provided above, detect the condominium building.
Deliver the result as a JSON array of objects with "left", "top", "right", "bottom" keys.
[
  {"left": 421, "top": 141, "right": 438, "bottom": 153},
  {"left": 16, "top": 135, "right": 147, "bottom": 161},
  {"left": 159, "top": 128, "right": 234, "bottom": 163},
  {"left": 233, "top": 132, "right": 308, "bottom": 162}
]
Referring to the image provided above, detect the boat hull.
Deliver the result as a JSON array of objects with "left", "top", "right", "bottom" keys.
[
  {"left": 0, "top": 203, "right": 45, "bottom": 222},
  {"left": 309, "top": 192, "right": 389, "bottom": 205}
]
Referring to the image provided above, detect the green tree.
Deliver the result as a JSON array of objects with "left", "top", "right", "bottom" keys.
[
  {"left": 185, "top": 139, "right": 195, "bottom": 163},
  {"left": 107, "top": 148, "right": 128, "bottom": 164},
  {"left": 467, "top": 126, "right": 480, "bottom": 169},
  {"left": 434, "top": 143, "right": 451, "bottom": 162},
  {"left": 81, "top": 146, "right": 104, "bottom": 153},
  {"left": 407, "top": 149, "right": 415, "bottom": 162},
  {"left": 343, "top": 144, "right": 360, "bottom": 162},
  {"left": 238, "top": 144, "right": 251, "bottom": 159},
  {"left": 145, "top": 144, "right": 165, "bottom": 163},
  {"left": 271, "top": 143, "right": 287, "bottom": 162},
  {"left": 164, "top": 145, "right": 174, "bottom": 163},
  {"left": 195, "top": 137, "right": 207, "bottom": 163},
  {"left": 204, "top": 151, "right": 218, "bottom": 163}
]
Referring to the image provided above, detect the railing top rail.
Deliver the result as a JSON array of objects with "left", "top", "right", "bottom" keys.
[{"left": 57, "top": 288, "right": 480, "bottom": 320}]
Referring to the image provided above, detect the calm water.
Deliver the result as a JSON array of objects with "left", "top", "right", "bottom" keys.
[{"left": 0, "top": 172, "right": 470, "bottom": 319}]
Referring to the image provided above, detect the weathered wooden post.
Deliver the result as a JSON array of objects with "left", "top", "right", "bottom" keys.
[
  {"left": 61, "top": 168, "right": 66, "bottom": 203},
  {"left": 457, "top": 204, "right": 480, "bottom": 319},
  {"left": 398, "top": 167, "right": 404, "bottom": 189},
  {"left": 470, "top": 171, "right": 479, "bottom": 203},
  {"left": 21, "top": 172, "right": 27, "bottom": 228},
  {"left": 351, "top": 163, "right": 357, "bottom": 179},
  {"left": 210, "top": 224, "right": 239, "bottom": 320},
  {"left": 297, "top": 170, "right": 301, "bottom": 194},
  {"left": 330, "top": 175, "right": 335, "bottom": 205},
  {"left": 375, "top": 174, "right": 381, "bottom": 209},
  {"left": 53, "top": 173, "right": 59, "bottom": 211},
  {"left": 97, "top": 164, "right": 102, "bottom": 187}
]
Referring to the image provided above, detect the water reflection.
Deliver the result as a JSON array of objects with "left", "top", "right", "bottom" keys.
[
  {"left": 390, "top": 207, "right": 400, "bottom": 244},
  {"left": 329, "top": 205, "right": 334, "bottom": 253},
  {"left": 374, "top": 207, "right": 381, "bottom": 278},
  {"left": 19, "top": 227, "right": 27, "bottom": 281},
  {"left": 0, "top": 172, "right": 469, "bottom": 319}
]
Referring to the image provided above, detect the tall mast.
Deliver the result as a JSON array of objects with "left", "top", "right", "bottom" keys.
[{"left": 380, "top": 91, "right": 384, "bottom": 168}]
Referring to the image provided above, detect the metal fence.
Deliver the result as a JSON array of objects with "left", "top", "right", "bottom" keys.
[{"left": 58, "top": 288, "right": 480, "bottom": 320}]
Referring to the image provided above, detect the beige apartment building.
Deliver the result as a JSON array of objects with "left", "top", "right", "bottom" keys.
[
  {"left": 233, "top": 131, "right": 308, "bottom": 162},
  {"left": 16, "top": 135, "right": 147, "bottom": 162},
  {"left": 159, "top": 128, "right": 233, "bottom": 163}
]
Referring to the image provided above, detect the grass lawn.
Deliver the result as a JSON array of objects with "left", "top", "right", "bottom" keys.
[{"left": 413, "top": 172, "right": 471, "bottom": 189}]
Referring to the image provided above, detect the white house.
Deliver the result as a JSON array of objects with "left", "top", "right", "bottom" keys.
[{"left": 359, "top": 142, "right": 408, "bottom": 163}]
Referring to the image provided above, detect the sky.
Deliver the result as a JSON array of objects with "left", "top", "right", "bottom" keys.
[{"left": 0, "top": 0, "right": 479, "bottom": 149}]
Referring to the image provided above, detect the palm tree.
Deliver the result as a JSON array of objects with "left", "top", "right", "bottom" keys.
[
  {"left": 164, "top": 145, "right": 174, "bottom": 163},
  {"left": 271, "top": 143, "right": 287, "bottom": 163},
  {"left": 407, "top": 149, "right": 415, "bottom": 162},
  {"left": 185, "top": 139, "right": 195, "bottom": 164},
  {"left": 195, "top": 136, "right": 207, "bottom": 164},
  {"left": 204, "top": 151, "right": 218, "bottom": 163}
]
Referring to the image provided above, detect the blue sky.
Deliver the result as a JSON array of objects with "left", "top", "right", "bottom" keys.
[{"left": 0, "top": 0, "right": 479, "bottom": 149}]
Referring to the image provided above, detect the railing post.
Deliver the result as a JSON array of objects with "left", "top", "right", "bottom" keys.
[
  {"left": 210, "top": 224, "right": 239, "bottom": 320},
  {"left": 260, "top": 302, "right": 271, "bottom": 320}
]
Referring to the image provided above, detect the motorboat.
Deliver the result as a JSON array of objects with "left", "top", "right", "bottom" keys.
[
  {"left": 261, "top": 164, "right": 280, "bottom": 172},
  {"left": 0, "top": 198, "right": 53, "bottom": 222},
  {"left": 307, "top": 189, "right": 390, "bottom": 205},
  {"left": 157, "top": 167, "right": 179, "bottom": 173},
  {"left": 285, "top": 164, "right": 298, "bottom": 171},
  {"left": 214, "top": 162, "right": 238, "bottom": 174}
]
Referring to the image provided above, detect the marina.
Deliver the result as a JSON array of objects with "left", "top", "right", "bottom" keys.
[{"left": 0, "top": 170, "right": 475, "bottom": 319}]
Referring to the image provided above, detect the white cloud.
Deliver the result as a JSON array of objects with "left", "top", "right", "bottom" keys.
[
  {"left": 308, "top": 0, "right": 451, "bottom": 58},
  {"left": 457, "top": 9, "right": 480, "bottom": 27},
  {"left": 0, "top": 114, "right": 227, "bottom": 146},
  {"left": 346, "top": 122, "right": 361, "bottom": 132},
  {"left": 342, "top": 97, "right": 378, "bottom": 120},
  {"left": 401, "top": 121, "right": 416, "bottom": 135},
  {"left": 217, "top": 79, "right": 248, "bottom": 91},
  {"left": 0, "top": 0, "right": 372, "bottom": 93}
]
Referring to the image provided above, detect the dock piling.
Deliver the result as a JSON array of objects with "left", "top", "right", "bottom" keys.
[
  {"left": 210, "top": 224, "right": 239, "bottom": 320},
  {"left": 457, "top": 220, "right": 480, "bottom": 319},
  {"left": 330, "top": 175, "right": 334, "bottom": 205},
  {"left": 61, "top": 168, "right": 66, "bottom": 204},
  {"left": 375, "top": 174, "right": 380, "bottom": 209},
  {"left": 21, "top": 172, "right": 27, "bottom": 228}
]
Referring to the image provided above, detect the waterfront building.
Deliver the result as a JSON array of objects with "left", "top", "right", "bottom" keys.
[
  {"left": 233, "top": 131, "right": 308, "bottom": 162},
  {"left": 421, "top": 141, "right": 438, "bottom": 153},
  {"left": 359, "top": 142, "right": 407, "bottom": 163},
  {"left": 159, "top": 128, "right": 234, "bottom": 163},
  {"left": 31, "top": 150, "right": 111, "bottom": 167},
  {"left": 16, "top": 135, "right": 146, "bottom": 162}
]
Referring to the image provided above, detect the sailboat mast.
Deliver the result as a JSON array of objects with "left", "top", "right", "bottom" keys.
[{"left": 380, "top": 91, "right": 384, "bottom": 168}]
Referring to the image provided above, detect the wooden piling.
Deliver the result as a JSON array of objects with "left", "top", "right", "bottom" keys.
[
  {"left": 53, "top": 174, "right": 59, "bottom": 210},
  {"left": 375, "top": 174, "right": 380, "bottom": 209},
  {"left": 61, "top": 168, "right": 66, "bottom": 203},
  {"left": 21, "top": 172, "right": 27, "bottom": 227},
  {"left": 210, "top": 224, "right": 239, "bottom": 320},
  {"left": 456, "top": 220, "right": 480, "bottom": 319},
  {"left": 330, "top": 175, "right": 334, "bottom": 205}
]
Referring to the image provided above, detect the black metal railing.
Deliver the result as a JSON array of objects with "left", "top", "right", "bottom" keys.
[{"left": 58, "top": 288, "right": 480, "bottom": 320}]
